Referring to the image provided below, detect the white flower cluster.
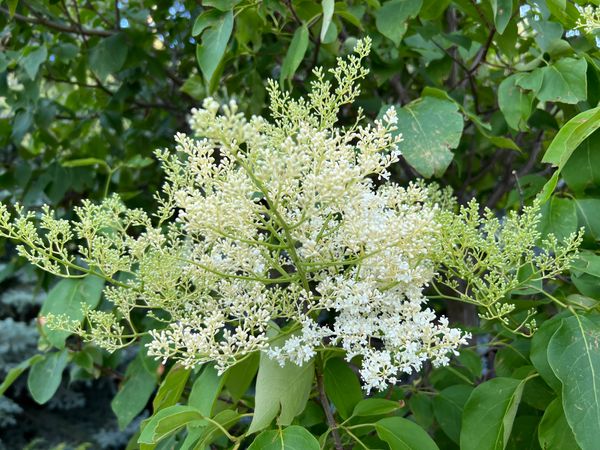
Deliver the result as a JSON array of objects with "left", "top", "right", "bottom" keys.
[
  {"left": 144, "top": 38, "right": 469, "bottom": 390},
  {"left": 0, "top": 39, "right": 470, "bottom": 391}
]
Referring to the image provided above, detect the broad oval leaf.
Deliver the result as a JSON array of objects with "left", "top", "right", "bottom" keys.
[
  {"left": 248, "top": 425, "right": 320, "bottom": 450},
  {"left": 189, "top": 363, "right": 225, "bottom": 416},
  {"left": 352, "top": 398, "right": 401, "bottom": 417},
  {"left": 152, "top": 364, "right": 190, "bottom": 412},
  {"left": 247, "top": 350, "right": 314, "bottom": 433},
  {"left": 0, "top": 354, "right": 43, "bottom": 396},
  {"left": 111, "top": 350, "right": 159, "bottom": 429},
  {"left": 386, "top": 96, "right": 463, "bottom": 178},
  {"left": 375, "top": 416, "right": 439, "bottom": 450},
  {"left": 375, "top": 0, "right": 423, "bottom": 47},
  {"left": 27, "top": 349, "right": 69, "bottom": 404},
  {"left": 547, "top": 313, "right": 600, "bottom": 450},
  {"left": 138, "top": 405, "right": 204, "bottom": 444},
  {"left": 323, "top": 357, "right": 362, "bottom": 419},
  {"left": 433, "top": 384, "right": 473, "bottom": 444},
  {"left": 538, "top": 397, "right": 580, "bottom": 450},
  {"left": 460, "top": 377, "right": 528, "bottom": 450}
]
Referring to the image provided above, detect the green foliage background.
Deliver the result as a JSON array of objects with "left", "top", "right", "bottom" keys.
[{"left": 2, "top": 0, "right": 600, "bottom": 449}]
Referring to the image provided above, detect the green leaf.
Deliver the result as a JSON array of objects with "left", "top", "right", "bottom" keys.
[
  {"left": 408, "top": 392, "right": 433, "bottom": 428},
  {"left": 491, "top": 0, "right": 513, "bottom": 34},
  {"left": 0, "top": 354, "right": 43, "bottom": 396},
  {"left": 574, "top": 198, "right": 600, "bottom": 242},
  {"left": 224, "top": 352, "right": 259, "bottom": 401},
  {"left": 192, "top": 409, "right": 241, "bottom": 447},
  {"left": 248, "top": 425, "right": 320, "bottom": 450},
  {"left": 530, "top": 315, "right": 563, "bottom": 393},
  {"left": 352, "top": 398, "right": 401, "bottom": 417},
  {"left": 571, "top": 252, "right": 600, "bottom": 298},
  {"left": 112, "top": 350, "right": 159, "bottom": 429},
  {"left": 538, "top": 196, "right": 578, "bottom": 242},
  {"left": 460, "top": 377, "right": 529, "bottom": 450},
  {"left": 89, "top": 33, "right": 128, "bottom": 80},
  {"left": 180, "top": 74, "right": 205, "bottom": 101},
  {"left": 538, "top": 397, "right": 580, "bottom": 450},
  {"left": 547, "top": 313, "right": 600, "bottom": 450},
  {"left": 248, "top": 350, "right": 314, "bottom": 433},
  {"left": 320, "top": 0, "right": 335, "bottom": 42},
  {"left": 7, "top": 0, "right": 19, "bottom": 17},
  {"left": 192, "top": 9, "right": 224, "bottom": 37},
  {"left": 40, "top": 276, "right": 104, "bottom": 348},
  {"left": 153, "top": 365, "right": 190, "bottom": 412},
  {"left": 433, "top": 385, "right": 473, "bottom": 444},
  {"left": 422, "top": 86, "right": 518, "bottom": 150},
  {"left": 21, "top": 46, "right": 47, "bottom": 80},
  {"left": 189, "top": 363, "right": 225, "bottom": 416},
  {"left": 279, "top": 25, "right": 309, "bottom": 85},
  {"left": 196, "top": 10, "right": 233, "bottom": 85},
  {"left": 138, "top": 405, "right": 204, "bottom": 444},
  {"left": 323, "top": 357, "right": 362, "bottom": 419},
  {"left": 375, "top": 0, "right": 423, "bottom": 46},
  {"left": 540, "top": 106, "right": 600, "bottom": 201},
  {"left": 537, "top": 58, "right": 587, "bottom": 104},
  {"left": 563, "top": 131, "right": 600, "bottom": 192},
  {"left": 27, "top": 349, "right": 69, "bottom": 404},
  {"left": 375, "top": 416, "right": 440, "bottom": 450},
  {"left": 498, "top": 74, "right": 533, "bottom": 131},
  {"left": 386, "top": 96, "right": 463, "bottom": 178}
]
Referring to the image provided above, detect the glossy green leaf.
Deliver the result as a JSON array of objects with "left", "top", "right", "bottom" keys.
[
  {"left": 27, "top": 349, "right": 69, "bottom": 404},
  {"left": 153, "top": 364, "right": 190, "bottom": 412},
  {"left": 375, "top": 416, "right": 439, "bottom": 450},
  {"left": 192, "top": 409, "right": 241, "bottom": 448},
  {"left": 352, "top": 398, "right": 401, "bottom": 417},
  {"left": 40, "top": 275, "right": 104, "bottom": 348},
  {"left": 111, "top": 350, "right": 159, "bottom": 429},
  {"left": 538, "top": 196, "right": 578, "bottom": 242},
  {"left": 530, "top": 317, "right": 562, "bottom": 393},
  {"left": 192, "top": 9, "right": 223, "bottom": 37},
  {"left": 138, "top": 405, "right": 204, "bottom": 444},
  {"left": 323, "top": 357, "right": 362, "bottom": 419},
  {"left": 375, "top": 0, "right": 422, "bottom": 46},
  {"left": 433, "top": 385, "right": 473, "bottom": 444},
  {"left": 196, "top": 10, "right": 233, "bottom": 85},
  {"left": 538, "top": 397, "right": 580, "bottom": 450},
  {"left": 574, "top": 198, "right": 600, "bottom": 242},
  {"left": 189, "top": 363, "right": 225, "bottom": 416},
  {"left": 387, "top": 96, "right": 463, "bottom": 178},
  {"left": 224, "top": 352, "right": 259, "bottom": 401},
  {"left": 461, "top": 377, "right": 529, "bottom": 450},
  {"left": 563, "top": 131, "right": 600, "bottom": 192},
  {"left": 279, "top": 25, "right": 309, "bottom": 85},
  {"left": 491, "top": 0, "right": 513, "bottom": 34},
  {"left": 248, "top": 349, "right": 314, "bottom": 433},
  {"left": 0, "top": 354, "right": 43, "bottom": 396},
  {"left": 320, "top": 0, "right": 335, "bottom": 42},
  {"left": 248, "top": 425, "right": 320, "bottom": 450},
  {"left": 548, "top": 313, "right": 600, "bottom": 450}
]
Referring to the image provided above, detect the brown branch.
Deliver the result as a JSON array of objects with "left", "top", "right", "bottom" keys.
[
  {"left": 316, "top": 368, "right": 344, "bottom": 450},
  {"left": 1, "top": 6, "right": 114, "bottom": 36}
]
